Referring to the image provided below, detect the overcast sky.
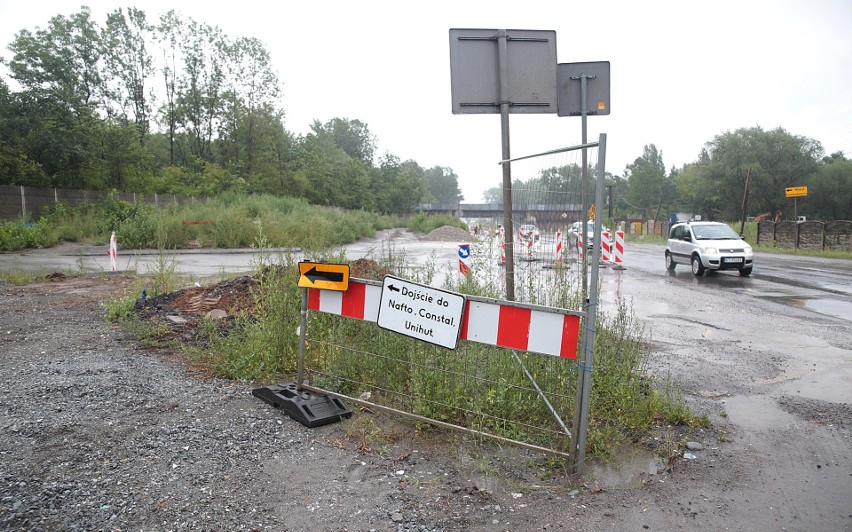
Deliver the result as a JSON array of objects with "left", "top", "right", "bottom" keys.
[{"left": 1, "top": 0, "right": 850, "bottom": 201}]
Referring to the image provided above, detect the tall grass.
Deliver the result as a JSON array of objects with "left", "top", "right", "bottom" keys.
[
  {"left": 195, "top": 240, "right": 702, "bottom": 458},
  {"left": 4, "top": 192, "right": 473, "bottom": 252}
]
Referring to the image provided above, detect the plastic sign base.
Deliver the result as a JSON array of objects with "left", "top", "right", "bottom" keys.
[{"left": 252, "top": 382, "right": 351, "bottom": 428}]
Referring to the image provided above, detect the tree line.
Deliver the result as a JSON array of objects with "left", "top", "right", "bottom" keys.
[
  {"left": 0, "top": 7, "right": 463, "bottom": 214},
  {"left": 485, "top": 127, "right": 850, "bottom": 223}
]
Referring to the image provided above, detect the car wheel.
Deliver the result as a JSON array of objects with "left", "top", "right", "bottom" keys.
[
  {"left": 665, "top": 251, "right": 676, "bottom": 270},
  {"left": 691, "top": 254, "right": 705, "bottom": 276},
  {"left": 739, "top": 266, "right": 753, "bottom": 277}
]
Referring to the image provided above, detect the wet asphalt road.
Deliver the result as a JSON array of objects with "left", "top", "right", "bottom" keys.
[
  {"left": 1, "top": 236, "right": 850, "bottom": 322},
  {"left": 623, "top": 242, "right": 852, "bottom": 322}
]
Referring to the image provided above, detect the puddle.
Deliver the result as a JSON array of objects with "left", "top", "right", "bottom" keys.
[
  {"left": 723, "top": 395, "right": 798, "bottom": 431},
  {"left": 800, "top": 298, "right": 852, "bottom": 321},
  {"left": 586, "top": 444, "right": 665, "bottom": 488},
  {"left": 760, "top": 295, "right": 852, "bottom": 322}
]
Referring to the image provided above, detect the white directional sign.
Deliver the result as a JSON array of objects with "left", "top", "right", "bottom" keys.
[{"left": 377, "top": 276, "right": 466, "bottom": 349}]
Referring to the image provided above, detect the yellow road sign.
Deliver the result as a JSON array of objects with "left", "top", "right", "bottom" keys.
[
  {"left": 298, "top": 262, "right": 350, "bottom": 291},
  {"left": 785, "top": 186, "right": 808, "bottom": 198}
]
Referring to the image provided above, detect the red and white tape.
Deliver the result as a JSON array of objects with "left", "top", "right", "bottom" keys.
[
  {"left": 555, "top": 230, "right": 562, "bottom": 262},
  {"left": 307, "top": 280, "right": 580, "bottom": 359}
]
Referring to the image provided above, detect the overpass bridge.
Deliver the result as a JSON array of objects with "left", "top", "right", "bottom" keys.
[{"left": 417, "top": 203, "right": 585, "bottom": 230}]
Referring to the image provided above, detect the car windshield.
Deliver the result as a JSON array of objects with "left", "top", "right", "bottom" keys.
[{"left": 692, "top": 224, "right": 740, "bottom": 240}]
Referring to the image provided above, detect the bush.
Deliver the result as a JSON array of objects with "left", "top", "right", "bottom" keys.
[{"left": 0, "top": 220, "right": 58, "bottom": 251}]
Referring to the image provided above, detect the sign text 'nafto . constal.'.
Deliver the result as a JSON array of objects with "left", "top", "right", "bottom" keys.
[{"left": 377, "top": 276, "right": 465, "bottom": 349}]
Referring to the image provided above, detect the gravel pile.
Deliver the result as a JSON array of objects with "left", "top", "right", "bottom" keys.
[{"left": 423, "top": 226, "right": 473, "bottom": 242}]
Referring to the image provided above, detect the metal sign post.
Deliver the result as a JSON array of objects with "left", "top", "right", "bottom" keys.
[
  {"left": 785, "top": 186, "right": 808, "bottom": 221},
  {"left": 449, "top": 28, "right": 558, "bottom": 301},
  {"left": 573, "top": 133, "right": 607, "bottom": 474},
  {"left": 251, "top": 262, "right": 354, "bottom": 428}
]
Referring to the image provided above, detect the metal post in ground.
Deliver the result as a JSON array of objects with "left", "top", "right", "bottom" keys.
[
  {"left": 296, "top": 287, "right": 308, "bottom": 388},
  {"left": 572, "top": 133, "right": 607, "bottom": 475}
]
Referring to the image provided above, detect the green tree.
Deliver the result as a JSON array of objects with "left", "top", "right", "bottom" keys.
[
  {"left": 423, "top": 166, "right": 463, "bottom": 204},
  {"left": 219, "top": 36, "right": 281, "bottom": 177},
  {"left": 102, "top": 7, "right": 154, "bottom": 145},
  {"left": 482, "top": 186, "right": 502, "bottom": 203},
  {"left": 624, "top": 144, "right": 674, "bottom": 220},
  {"left": 371, "top": 155, "right": 425, "bottom": 214},
  {"left": 809, "top": 152, "right": 852, "bottom": 220},
  {"left": 171, "top": 17, "right": 226, "bottom": 166},
  {"left": 311, "top": 118, "right": 377, "bottom": 164},
  {"left": 693, "top": 127, "right": 821, "bottom": 220}
]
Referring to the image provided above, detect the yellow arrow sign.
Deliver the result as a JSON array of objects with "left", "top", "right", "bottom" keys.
[
  {"left": 298, "top": 262, "right": 350, "bottom": 291},
  {"left": 785, "top": 186, "right": 808, "bottom": 198}
]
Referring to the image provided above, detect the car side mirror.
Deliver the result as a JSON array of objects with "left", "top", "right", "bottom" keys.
[{"left": 682, "top": 235, "right": 691, "bottom": 242}]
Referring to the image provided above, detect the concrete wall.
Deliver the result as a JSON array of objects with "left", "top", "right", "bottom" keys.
[
  {"left": 825, "top": 221, "right": 852, "bottom": 251},
  {"left": 757, "top": 220, "right": 775, "bottom": 245},
  {"left": 754, "top": 220, "right": 852, "bottom": 251}
]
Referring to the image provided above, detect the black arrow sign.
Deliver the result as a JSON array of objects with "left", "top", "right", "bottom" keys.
[
  {"left": 388, "top": 284, "right": 400, "bottom": 293},
  {"left": 305, "top": 266, "right": 344, "bottom": 284}
]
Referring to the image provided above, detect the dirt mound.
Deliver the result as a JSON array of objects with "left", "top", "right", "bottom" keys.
[{"left": 133, "top": 258, "right": 392, "bottom": 345}]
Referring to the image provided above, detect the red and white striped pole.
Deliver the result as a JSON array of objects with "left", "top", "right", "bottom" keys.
[
  {"left": 108, "top": 231, "right": 118, "bottom": 272},
  {"left": 613, "top": 230, "right": 626, "bottom": 269},
  {"left": 601, "top": 230, "right": 612, "bottom": 263},
  {"left": 555, "top": 230, "right": 563, "bottom": 262},
  {"left": 577, "top": 234, "right": 584, "bottom": 261}
]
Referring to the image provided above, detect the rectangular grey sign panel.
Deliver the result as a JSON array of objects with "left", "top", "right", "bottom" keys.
[
  {"left": 557, "top": 61, "right": 611, "bottom": 116},
  {"left": 449, "top": 28, "right": 557, "bottom": 114}
]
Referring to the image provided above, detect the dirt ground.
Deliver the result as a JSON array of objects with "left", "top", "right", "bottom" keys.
[{"left": 2, "top": 249, "right": 851, "bottom": 530}]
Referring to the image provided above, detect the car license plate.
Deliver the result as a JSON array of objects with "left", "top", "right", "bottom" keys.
[{"left": 723, "top": 257, "right": 743, "bottom": 263}]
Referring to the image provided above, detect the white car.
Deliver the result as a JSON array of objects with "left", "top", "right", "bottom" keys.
[
  {"left": 518, "top": 224, "right": 540, "bottom": 241},
  {"left": 567, "top": 220, "right": 609, "bottom": 248},
  {"left": 665, "top": 221, "right": 754, "bottom": 276}
]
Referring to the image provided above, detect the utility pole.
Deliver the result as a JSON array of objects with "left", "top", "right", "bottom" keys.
[
  {"left": 739, "top": 168, "right": 752, "bottom": 236},
  {"left": 607, "top": 184, "right": 614, "bottom": 221}
]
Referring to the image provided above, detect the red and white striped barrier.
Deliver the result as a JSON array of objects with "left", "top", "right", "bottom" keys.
[
  {"left": 307, "top": 280, "right": 580, "bottom": 359},
  {"left": 612, "top": 230, "right": 626, "bottom": 268},
  {"left": 601, "top": 231, "right": 611, "bottom": 262},
  {"left": 108, "top": 231, "right": 118, "bottom": 272},
  {"left": 555, "top": 230, "right": 562, "bottom": 262},
  {"left": 577, "top": 234, "right": 584, "bottom": 260},
  {"left": 498, "top": 227, "right": 506, "bottom": 265}
]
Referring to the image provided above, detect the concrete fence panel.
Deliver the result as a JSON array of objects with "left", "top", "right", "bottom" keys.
[
  {"left": 0, "top": 186, "right": 23, "bottom": 219},
  {"left": 757, "top": 220, "right": 775, "bottom": 245},
  {"left": 797, "top": 221, "right": 825, "bottom": 251},
  {"left": 0, "top": 186, "right": 206, "bottom": 221},
  {"left": 775, "top": 222, "right": 798, "bottom": 249},
  {"left": 825, "top": 221, "right": 852, "bottom": 251}
]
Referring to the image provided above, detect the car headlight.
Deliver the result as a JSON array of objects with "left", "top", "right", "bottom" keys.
[
  {"left": 705, "top": 247, "right": 718, "bottom": 254},
  {"left": 744, "top": 245, "right": 753, "bottom": 253}
]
